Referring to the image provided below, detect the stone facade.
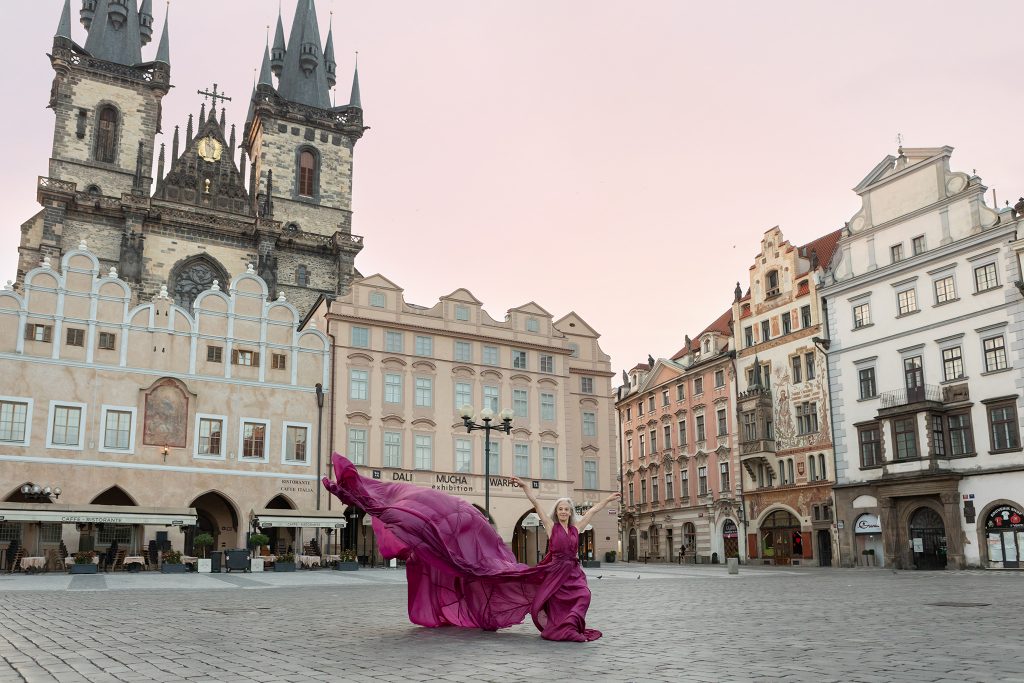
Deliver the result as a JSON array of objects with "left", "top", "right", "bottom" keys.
[
  {"left": 731, "top": 227, "right": 841, "bottom": 567},
  {"left": 306, "top": 275, "right": 619, "bottom": 564},
  {"left": 616, "top": 311, "right": 742, "bottom": 565},
  {"left": 819, "top": 147, "right": 1024, "bottom": 569}
]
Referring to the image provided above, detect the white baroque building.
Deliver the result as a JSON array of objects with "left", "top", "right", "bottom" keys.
[{"left": 820, "top": 146, "right": 1024, "bottom": 569}]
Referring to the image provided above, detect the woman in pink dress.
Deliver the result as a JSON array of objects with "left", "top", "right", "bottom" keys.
[{"left": 322, "top": 453, "right": 620, "bottom": 642}]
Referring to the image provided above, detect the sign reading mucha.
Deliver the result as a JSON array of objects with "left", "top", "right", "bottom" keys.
[{"left": 143, "top": 378, "right": 190, "bottom": 448}]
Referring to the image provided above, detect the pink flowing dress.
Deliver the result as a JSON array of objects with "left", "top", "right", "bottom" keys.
[{"left": 323, "top": 454, "right": 602, "bottom": 642}]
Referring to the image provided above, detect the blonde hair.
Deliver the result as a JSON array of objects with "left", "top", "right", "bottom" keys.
[{"left": 549, "top": 497, "right": 578, "bottom": 525}]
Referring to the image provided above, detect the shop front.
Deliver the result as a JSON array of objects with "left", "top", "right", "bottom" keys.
[
  {"left": 983, "top": 504, "right": 1024, "bottom": 569},
  {"left": 853, "top": 512, "right": 884, "bottom": 567},
  {"left": 251, "top": 508, "right": 347, "bottom": 567}
]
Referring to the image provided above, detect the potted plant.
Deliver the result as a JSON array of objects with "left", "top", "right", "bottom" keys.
[
  {"left": 161, "top": 550, "right": 187, "bottom": 573},
  {"left": 70, "top": 551, "right": 97, "bottom": 575},
  {"left": 604, "top": 550, "right": 617, "bottom": 563},
  {"left": 248, "top": 533, "right": 269, "bottom": 572},
  {"left": 194, "top": 533, "right": 214, "bottom": 573},
  {"left": 273, "top": 552, "right": 297, "bottom": 572},
  {"left": 334, "top": 548, "right": 359, "bottom": 571}
]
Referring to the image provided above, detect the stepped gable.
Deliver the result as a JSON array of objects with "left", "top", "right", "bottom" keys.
[{"left": 155, "top": 110, "right": 250, "bottom": 215}]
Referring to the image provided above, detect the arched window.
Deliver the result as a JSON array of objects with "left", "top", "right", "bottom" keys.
[
  {"left": 788, "top": 458, "right": 795, "bottom": 484},
  {"left": 95, "top": 106, "right": 119, "bottom": 163},
  {"left": 808, "top": 455, "right": 816, "bottom": 481},
  {"left": 86, "top": 184, "right": 102, "bottom": 197},
  {"left": 298, "top": 149, "right": 317, "bottom": 197},
  {"left": 169, "top": 255, "right": 229, "bottom": 311},
  {"left": 296, "top": 265, "right": 308, "bottom": 287},
  {"left": 818, "top": 453, "right": 826, "bottom": 480}
]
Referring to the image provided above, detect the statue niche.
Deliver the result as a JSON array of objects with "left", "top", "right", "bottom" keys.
[{"left": 118, "top": 230, "right": 145, "bottom": 284}]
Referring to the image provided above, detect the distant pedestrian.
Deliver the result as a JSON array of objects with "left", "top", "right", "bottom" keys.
[{"left": 678, "top": 544, "right": 686, "bottom": 564}]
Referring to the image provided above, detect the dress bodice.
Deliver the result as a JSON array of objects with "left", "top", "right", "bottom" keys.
[{"left": 549, "top": 524, "right": 579, "bottom": 561}]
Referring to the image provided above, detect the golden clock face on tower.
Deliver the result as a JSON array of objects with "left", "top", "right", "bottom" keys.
[{"left": 196, "top": 136, "right": 223, "bottom": 162}]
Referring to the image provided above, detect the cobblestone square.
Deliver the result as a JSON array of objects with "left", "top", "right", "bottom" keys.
[{"left": 1, "top": 564, "right": 1022, "bottom": 682}]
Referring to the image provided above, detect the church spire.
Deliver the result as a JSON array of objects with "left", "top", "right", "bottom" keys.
[
  {"left": 154, "top": 4, "right": 170, "bottom": 66},
  {"left": 349, "top": 56, "right": 361, "bottom": 109},
  {"left": 55, "top": 0, "right": 72, "bottom": 40},
  {"left": 276, "top": 0, "right": 331, "bottom": 109},
  {"left": 258, "top": 44, "right": 274, "bottom": 87},
  {"left": 139, "top": 0, "right": 154, "bottom": 46},
  {"left": 82, "top": 0, "right": 144, "bottom": 66},
  {"left": 271, "top": 5, "right": 286, "bottom": 77},
  {"left": 324, "top": 15, "right": 337, "bottom": 89}
]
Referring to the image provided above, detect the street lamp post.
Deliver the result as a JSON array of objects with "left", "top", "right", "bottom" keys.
[
  {"left": 315, "top": 383, "right": 324, "bottom": 511},
  {"left": 459, "top": 405, "right": 514, "bottom": 519}
]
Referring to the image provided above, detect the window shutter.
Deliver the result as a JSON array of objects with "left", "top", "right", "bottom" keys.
[
  {"left": 231, "top": 349, "right": 238, "bottom": 365},
  {"left": 253, "top": 352, "right": 261, "bottom": 367},
  {"left": 43, "top": 326, "right": 52, "bottom": 343},
  {"left": 23, "top": 325, "right": 33, "bottom": 341}
]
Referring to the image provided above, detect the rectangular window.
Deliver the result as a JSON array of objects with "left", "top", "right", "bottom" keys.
[
  {"left": 648, "top": 396, "right": 655, "bottom": 412},
  {"left": 640, "top": 479, "right": 648, "bottom": 504},
  {"left": 665, "top": 469, "right": 674, "bottom": 500},
  {"left": 678, "top": 419, "right": 687, "bottom": 449},
  {"left": 715, "top": 369, "right": 725, "bottom": 388},
  {"left": 197, "top": 417, "right": 223, "bottom": 456},
  {"left": 349, "top": 369, "right": 369, "bottom": 400},
  {"left": 454, "top": 305, "right": 470, "bottom": 321},
  {"left": 351, "top": 326, "right": 370, "bottom": 348},
  {"left": 271, "top": 353, "right": 287, "bottom": 370},
  {"left": 455, "top": 341, "right": 472, "bottom": 362},
  {"left": 680, "top": 470, "right": 689, "bottom": 498},
  {"left": 893, "top": 417, "right": 918, "bottom": 460},
  {"left": 934, "top": 275, "right": 956, "bottom": 304},
  {"left": 582, "top": 411, "right": 597, "bottom": 437},
  {"left": 455, "top": 438, "right": 472, "bottom": 473},
  {"left": 628, "top": 481, "right": 635, "bottom": 505},
  {"left": 414, "top": 434, "right": 433, "bottom": 470},
  {"left": 487, "top": 440, "right": 500, "bottom": 474},
  {"left": 792, "top": 355, "right": 802, "bottom": 383},
  {"left": 415, "top": 335, "right": 433, "bottom": 357},
  {"left": 931, "top": 415, "right": 946, "bottom": 458},
  {"left": 241, "top": 421, "right": 267, "bottom": 459},
  {"left": 0, "top": 400, "right": 29, "bottom": 443},
  {"left": 637, "top": 400, "right": 644, "bottom": 416},
  {"left": 859, "top": 367, "right": 877, "bottom": 399},
  {"left": 694, "top": 377, "right": 704, "bottom": 395},
  {"left": 385, "top": 331, "right": 404, "bottom": 353},
  {"left": 742, "top": 412, "right": 756, "bottom": 441},
  {"left": 760, "top": 319, "right": 770, "bottom": 343},
  {"left": 483, "top": 385, "right": 499, "bottom": 412},
  {"left": 384, "top": 373, "right": 403, "bottom": 404},
  {"left": 651, "top": 477, "right": 659, "bottom": 503},
  {"left": 912, "top": 235, "right": 926, "bottom": 255},
  {"left": 662, "top": 389, "right": 670, "bottom": 406},
  {"left": 663, "top": 424, "right": 672, "bottom": 450},
  {"left": 639, "top": 433, "right": 645, "bottom": 456},
  {"left": 891, "top": 243, "right": 904, "bottom": 263},
  {"left": 369, "top": 292, "right": 386, "bottom": 308},
  {"left": 232, "top": 349, "right": 259, "bottom": 366},
  {"left": 744, "top": 326, "right": 754, "bottom": 347},
  {"left": 103, "top": 409, "right": 132, "bottom": 450},
  {"left": 649, "top": 429, "right": 657, "bottom": 452},
  {"left": 897, "top": 289, "right": 918, "bottom": 315},
  {"left": 720, "top": 462, "right": 730, "bottom": 492},
  {"left": 805, "top": 352, "right": 815, "bottom": 380},
  {"left": 988, "top": 402, "right": 1021, "bottom": 452},
  {"left": 455, "top": 382, "right": 472, "bottom": 411},
  {"left": 983, "top": 336, "right": 1007, "bottom": 372},
  {"left": 717, "top": 408, "right": 727, "bottom": 436},
  {"left": 514, "top": 443, "right": 530, "bottom": 477},
  {"left": 285, "top": 425, "right": 308, "bottom": 463},
  {"left": 676, "top": 384, "right": 685, "bottom": 401},
  {"left": 512, "top": 350, "right": 528, "bottom": 369},
  {"left": 540, "top": 355, "right": 554, "bottom": 373},
  {"left": 796, "top": 402, "right": 819, "bottom": 435},
  {"left": 66, "top": 327, "right": 84, "bottom": 347},
  {"left": 347, "top": 428, "right": 367, "bottom": 465},
  {"left": 540, "top": 392, "right": 555, "bottom": 421},
  {"left": 51, "top": 405, "right": 82, "bottom": 446},
  {"left": 626, "top": 438, "right": 633, "bottom": 460},
  {"left": 947, "top": 413, "right": 974, "bottom": 456},
  {"left": 24, "top": 324, "right": 53, "bottom": 343},
  {"left": 580, "top": 377, "right": 594, "bottom": 394},
  {"left": 513, "top": 389, "right": 528, "bottom": 418},
  {"left": 98, "top": 331, "right": 116, "bottom": 350},
  {"left": 696, "top": 415, "right": 706, "bottom": 442},
  {"left": 384, "top": 431, "right": 402, "bottom": 468},
  {"left": 801, "top": 305, "right": 812, "bottom": 328},
  {"left": 580, "top": 460, "right": 597, "bottom": 489},
  {"left": 782, "top": 312, "right": 792, "bottom": 335},
  {"left": 206, "top": 345, "right": 223, "bottom": 363},
  {"left": 482, "top": 346, "right": 499, "bottom": 366},
  {"left": 942, "top": 346, "right": 964, "bottom": 381},
  {"left": 698, "top": 466, "right": 708, "bottom": 495},
  {"left": 415, "top": 377, "right": 433, "bottom": 407},
  {"left": 853, "top": 303, "right": 871, "bottom": 329},
  {"left": 541, "top": 445, "right": 556, "bottom": 479},
  {"left": 974, "top": 263, "right": 999, "bottom": 292}
]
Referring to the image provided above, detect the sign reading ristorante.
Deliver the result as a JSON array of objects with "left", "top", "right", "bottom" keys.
[{"left": 370, "top": 468, "right": 522, "bottom": 494}]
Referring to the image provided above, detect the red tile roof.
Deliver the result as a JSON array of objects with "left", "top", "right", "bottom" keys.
[
  {"left": 801, "top": 228, "right": 842, "bottom": 271},
  {"left": 670, "top": 308, "right": 734, "bottom": 360}
]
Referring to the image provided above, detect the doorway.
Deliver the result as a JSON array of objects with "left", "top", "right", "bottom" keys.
[
  {"left": 909, "top": 507, "right": 946, "bottom": 570},
  {"left": 723, "top": 520, "right": 739, "bottom": 559},
  {"left": 760, "top": 510, "right": 800, "bottom": 565},
  {"left": 628, "top": 528, "right": 637, "bottom": 561},
  {"left": 816, "top": 529, "right": 832, "bottom": 567}
]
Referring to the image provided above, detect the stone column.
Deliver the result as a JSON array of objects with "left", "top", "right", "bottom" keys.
[{"left": 940, "top": 492, "right": 963, "bottom": 569}]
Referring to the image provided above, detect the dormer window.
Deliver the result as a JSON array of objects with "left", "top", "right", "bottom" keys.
[
  {"left": 765, "top": 270, "right": 780, "bottom": 298},
  {"left": 703, "top": 338, "right": 711, "bottom": 353},
  {"left": 526, "top": 318, "right": 539, "bottom": 332},
  {"left": 95, "top": 106, "right": 118, "bottom": 163}
]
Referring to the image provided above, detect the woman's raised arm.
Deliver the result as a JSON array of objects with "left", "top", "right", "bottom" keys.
[
  {"left": 575, "top": 492, "right": 622, "bottom": 532},
  {"left": 512, "top": 476, "right": 552, "bottom": 536}
]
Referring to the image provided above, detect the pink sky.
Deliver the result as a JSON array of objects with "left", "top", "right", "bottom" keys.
[{"left": 3, "top": 1, "right": 1023, "bottom": 373}]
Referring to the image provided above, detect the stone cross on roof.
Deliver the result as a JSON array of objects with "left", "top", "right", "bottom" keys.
[{"left": 197, "top": 84, "right": 232, "bottom": 109}]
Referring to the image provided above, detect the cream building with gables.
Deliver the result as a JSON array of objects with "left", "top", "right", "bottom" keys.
[{"left": 306, "top": 274, "right": 619, "bottom": 565}]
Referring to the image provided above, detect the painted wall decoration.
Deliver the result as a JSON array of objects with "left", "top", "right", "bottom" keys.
[{"left": 143, "top": 378, "right": 190, "bottom": 447}]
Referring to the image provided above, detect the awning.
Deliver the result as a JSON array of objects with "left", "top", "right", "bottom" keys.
[
  {"left": 0, "top": 502, "right": 197, "bottom": 526},
  {"left": 251, "top": 508, "right": 347, "bottom": 529}
]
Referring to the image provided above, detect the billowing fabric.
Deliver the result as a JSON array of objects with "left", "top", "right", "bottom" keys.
[{"left": 323, "top": 454, "right": 601, "bottom": 642}]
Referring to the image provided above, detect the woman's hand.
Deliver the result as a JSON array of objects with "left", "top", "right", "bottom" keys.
[
  {"left": 511, "top": 476, "right": 526, "bottom": 488},
  {"left": 606, "top": 492, "right": 622, "bottom": 504}
]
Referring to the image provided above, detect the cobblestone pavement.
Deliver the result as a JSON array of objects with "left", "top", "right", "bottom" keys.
[{"left": 1, "top": 563, "right": 1021, "bottom": 683}]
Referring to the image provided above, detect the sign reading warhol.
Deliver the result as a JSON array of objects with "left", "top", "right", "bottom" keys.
[{"left": 855, "top": 514, "right": 881, "bottom": 534}]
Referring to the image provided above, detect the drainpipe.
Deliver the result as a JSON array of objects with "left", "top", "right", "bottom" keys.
[{"left": 813, "top": 295, "right": 842, "bottom": 568}]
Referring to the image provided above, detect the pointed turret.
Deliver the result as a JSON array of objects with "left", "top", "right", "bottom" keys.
[
  {"left": 56, "top": 0, "right": 73, "bottom": 40},
  {"left": 154, "top": 5, "right": 170, "bottom": 65},
  {"left": 80, "top": 0, "right": 96, "bottom": 30},
  {"left": 156, "top": 142, "right": 165, "bottom": 182},
  {"left": 82, "top": 0, "right": 144, "bottom": 66},
  {"left": 139, "top": 0, "right": 154, "bottom": 46},
  {"left": 349, "top": 60, "right": 361, "bottom": 109},
  {"left": 171, "top": 125, "right": 180, "bottom": 161},
  {"left": 276, "top": 0, "right": 331, "bottom": 109},
  {"left": 258, "top": 44, "right": 274, "bottom": 87},
  {"left": 324, "top": 22, "right": 337, "bottom": 88},
  {"left": 271, "top": 9, "right": 286, "bottom": 77}
]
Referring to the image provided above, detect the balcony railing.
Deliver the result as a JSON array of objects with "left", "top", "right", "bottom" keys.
[
  {"left": 879, "top": 385, "right": 942, "bottom": 409},
  {"left": 740, "top": 439, "right": 776, "bottom": 456}
]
